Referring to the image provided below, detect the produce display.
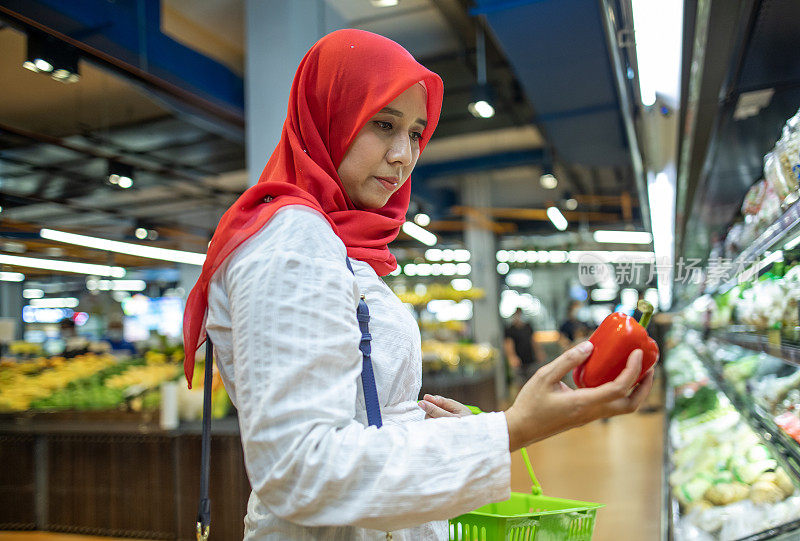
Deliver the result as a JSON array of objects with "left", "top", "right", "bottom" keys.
[
  {"left": 396, "top": 284, "right": 484, "bottom": 306},
  {"left": 421, "top": 340, "right": 496, "bottom": 373},
  {"left": 683, "top": 260, "right": 800, "bottom": 331},
  {"left": 0, "top": 346, "right": 232, "bottom": 420},
  {"left": 664, "top": 341, "right": 800, "bottom": 540},
  {"left": 718, "top": 107, "right": 800, "bottom": 262},
  {"left": 0, "top": 353, "right": 116, "bottom": 412}
]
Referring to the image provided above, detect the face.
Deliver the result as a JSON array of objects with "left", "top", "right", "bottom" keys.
[{"left": 337, "top": 84, "right": 428, "bottom": 209}]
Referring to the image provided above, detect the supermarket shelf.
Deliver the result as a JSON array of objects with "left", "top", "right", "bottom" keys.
[
  {"left": 662, "top": 376, "right": 677, "bottom": 541},
  {"left": 713, "top": 330, "right": 800, "bottom": 368},
  {"left": 693, "top": 348, "right": 800, "bottom": 485},
  {"left": 709, "top": 198, "right": 800, "bottom": 296}
]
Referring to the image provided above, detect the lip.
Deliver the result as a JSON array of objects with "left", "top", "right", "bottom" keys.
[{"left": 374, "top": 176, "right": 399, "bottom": 191}]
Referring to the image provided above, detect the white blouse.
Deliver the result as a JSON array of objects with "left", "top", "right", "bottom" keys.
[{"left": 206, "top": 205, "right": 511, "bottom": 540}]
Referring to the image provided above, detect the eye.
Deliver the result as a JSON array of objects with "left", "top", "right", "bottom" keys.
[
  {"left": 410, "top": 131, "right": 423, "bottom": 142},
  {"left": 373, "top": 120, "right": 393, "bottom": 131}
]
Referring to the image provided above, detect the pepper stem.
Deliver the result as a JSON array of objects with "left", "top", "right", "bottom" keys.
[{"left": 637, "top": 300, "right": 654, "bottom": 329}]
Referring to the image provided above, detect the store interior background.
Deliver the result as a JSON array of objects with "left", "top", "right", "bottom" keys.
[{"left": 1, "top": 0, "right": 799, "bottom": 540}]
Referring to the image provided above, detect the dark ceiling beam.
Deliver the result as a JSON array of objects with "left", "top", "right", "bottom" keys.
[
  {"left": 430, "top": 0, "right": 536, "bottom": 130},
  {"left": 565, "top": 165, "right": 591, "bottom": 196},
  {"left": 0, "top": 191, "right": 217, "bottom": 239},
  {"left": 414, "top": 148, "right": 546, "bottom": 180},
  {"left": 0, "top": 121, "right": 237, "bottom": 199},
  {"left": 0, "top": 3, "right": 244, "bottom": 139}
]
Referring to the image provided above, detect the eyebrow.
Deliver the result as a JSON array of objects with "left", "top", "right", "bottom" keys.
[{"left": 379, "top": 107, "right": 428, "bottom": 128}]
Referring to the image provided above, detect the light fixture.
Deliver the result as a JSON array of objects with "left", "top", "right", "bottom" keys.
[
  {"left": 565, "top": 198, "right": 578, "bottom": 210},
  {"left": 591, "top": 288, "right": 618, "bottom": 302},
  {"left": 467, "top": 25, "right": 495, "bottom": 119},
  {"left": 593, "top": 230, "right": 653, "bottom": 244},
  {"left": 631, "top": 0, "right": 683, "bottom": 106},
  {"left": 86, "top": 279, "right": 147, "bottom": 292},
  {"left": 23, "top": 31, "right": 80, "bottom": 83},
  {"left": 135, "top": 228, "right": 148, "bottom": 240},
  {"left": 40, "top": 228, "right": 205, "bottom": 265},
  {"left": 0, "top": 254, "right": 125, "bottom": 277},
  {"left": 0, "top": 271, "right": 25, "bottom": 282},
  {"left": 540, "top": 173, "right": 558, "bottom": 190},
  {"left": 30, "top": 297, "right": 79, "bottom": 309},
  {"left": 414, "top": 213, "right": 431, "bottom": 227},
  {"left": 23, "top": 289, "right": 45, "bottom": 298},
  {"left": 648, "top": 170, "right": 676, "bottom": 309},
  {"left": 369, "top": 0, "right": 398, "bottom": 6},
  {"left": 401, "top": 221, "right": 437, "bottom": 246},
  {"left": 107, "top": 161, "right": 134, "bottom": 189},
  {"left": 546, "top": 206, "right": 568, "bottom": 231}
]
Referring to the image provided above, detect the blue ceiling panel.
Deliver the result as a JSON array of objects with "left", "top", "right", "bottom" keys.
[
  {"left": 1, "top": 0, "right": 244, "bottom": 128},
  {"left": 473, "top": 0, "right": 629, "bottom": 167}
]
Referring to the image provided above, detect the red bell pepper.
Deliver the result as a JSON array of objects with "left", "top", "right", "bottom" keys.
[{"left": 573, "top": 300, "right": 659, "bottom": 388}]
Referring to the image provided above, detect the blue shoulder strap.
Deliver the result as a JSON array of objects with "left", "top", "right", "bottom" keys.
[{"left": 345, "top": 257, "right": 383, "bottom": 428}]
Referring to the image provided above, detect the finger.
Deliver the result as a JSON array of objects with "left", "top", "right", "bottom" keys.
[
  {"left": 594, "top": 349, "right": 643, "bottom": 400},
  {"left": 540, "top": 341, "right": 594, "bottom": 383},
  {"left": 424, "top": 394, "right": 466, "bottom": 414},
  {"left": 627, "top": 367, "right": 655, "bottom": 406},
  {"left": 601, "top": 367, "right": 655, "bottom": 416},
  {"left": 418, "top": 400, "right": 457, "bottom": 418}
]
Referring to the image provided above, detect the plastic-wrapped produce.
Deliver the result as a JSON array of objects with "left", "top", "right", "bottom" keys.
[{"left": 764, "top": 150, "right": 798, "bottom": 206}]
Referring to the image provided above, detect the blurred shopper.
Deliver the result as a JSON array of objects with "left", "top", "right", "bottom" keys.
[
  {"left": 182, "top": 29, "right": 655, "bottom": 540},
  {"left": 559, "top": 300, "right": 591, "bottom": 351},
  {"left": 101, "top": 319, "right": 137, "bottom": 356},
  {"left": 504, "top": 308, "right": 546, "bottom": 380},
  {"left": 59, "top": 318, "right": 89, "bottom": 358}
]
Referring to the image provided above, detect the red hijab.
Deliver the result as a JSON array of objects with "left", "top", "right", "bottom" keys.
[{"left": 182, "top": 29, "right": 444, "bottom": 386}]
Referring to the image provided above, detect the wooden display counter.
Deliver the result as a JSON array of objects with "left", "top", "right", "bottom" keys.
[
  {"left": 0, "top": 415, "right": 249, "bottom": 540},
  {"left": 0, "top": 371, "right": 496, "bottom": 539}
]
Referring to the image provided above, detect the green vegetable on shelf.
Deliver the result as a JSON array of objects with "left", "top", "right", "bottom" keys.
[{"left": 672, "top": 385, "right": 719, "bottom": 421}]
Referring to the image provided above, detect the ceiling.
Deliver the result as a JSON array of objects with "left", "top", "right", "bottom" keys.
[{"left": 0, "top": 0, "right": 647, "bottom": 279}]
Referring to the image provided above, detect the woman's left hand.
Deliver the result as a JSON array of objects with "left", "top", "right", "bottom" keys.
[{"left": 418, "top": 394, "right": 473, "bottom": 419}]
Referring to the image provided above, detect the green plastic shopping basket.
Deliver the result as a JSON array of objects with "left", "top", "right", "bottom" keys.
[{"left": 449, "top": 413, "right": 603, "bottom": 541}]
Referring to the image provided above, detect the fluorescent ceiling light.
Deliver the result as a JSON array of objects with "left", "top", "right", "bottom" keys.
[
  {"left": 593, "top": 230, "right": 653, "bottom": 244},
  {"left": 23, "top": 288, "right": 44, "bottom": 298},
  {"left": 414, "top": 213, "right": 431, "bottom": 227},
  {"left": 30, "top": 297, "right": 79, "bottom": 308},
  {"left": 451, "top": 278, "right": 472, "bottom": 291},
  {"left": 401, "top": 221, "right": 437, "bottom": 246},
  {"left": 648, "top": 171, "right": 676, "bottom": 309},
  {"left": 591, "top": 288, "right": 618, "bottom": 302},
  {"left": 0, "top": 271, "right": 25, "bottom": 282},
  {"left": 40, "top": 228, "right": 206, "bottom": 266},
  {"left": 631, "top": 0, "right": 683, "bottom": 106},
  {"left": 0, "top": 254, "right": 125, "bottom": 277},
  {"left": 369, "top": 0, "right": 398, "bottom": 6},
  {"left": 546, "top": 206, "right": 568, "bottom": 231},
  {"left": 86, "top": 278, "right": 147, "bottom": 292}
]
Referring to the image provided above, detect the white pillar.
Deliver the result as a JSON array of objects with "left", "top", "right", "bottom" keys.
[
  {"left": 462, "top": 174, "right": 505, "bottom": 403},
  {"left": 245, "top": 0, "right": 344, "bottom": 187},
  {"left": 0, "top": 281, "right": 24, "bottom": 341}
]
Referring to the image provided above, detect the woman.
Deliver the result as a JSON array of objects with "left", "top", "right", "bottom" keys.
[{"left": 183, "top": 29, "right": 654, "bottom": 540}]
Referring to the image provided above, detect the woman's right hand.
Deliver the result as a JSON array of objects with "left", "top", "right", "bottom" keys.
[{"left": 504, "top": 341, "right": 654, "bottom": 452}]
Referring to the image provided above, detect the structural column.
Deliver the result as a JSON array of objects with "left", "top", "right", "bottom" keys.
[
  {"left": 0, "top": 280, "right": 24, "bottom": 341},
  {"left": 245, "top": 0, "right": 344, "bottom": 187},
  {"left": 462, "top": 174, "right": 505, "bottom": 403}
]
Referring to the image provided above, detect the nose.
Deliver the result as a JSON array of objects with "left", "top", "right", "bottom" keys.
[{"left": 386, "top": 132, "right": 413, "bottom": 167}]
